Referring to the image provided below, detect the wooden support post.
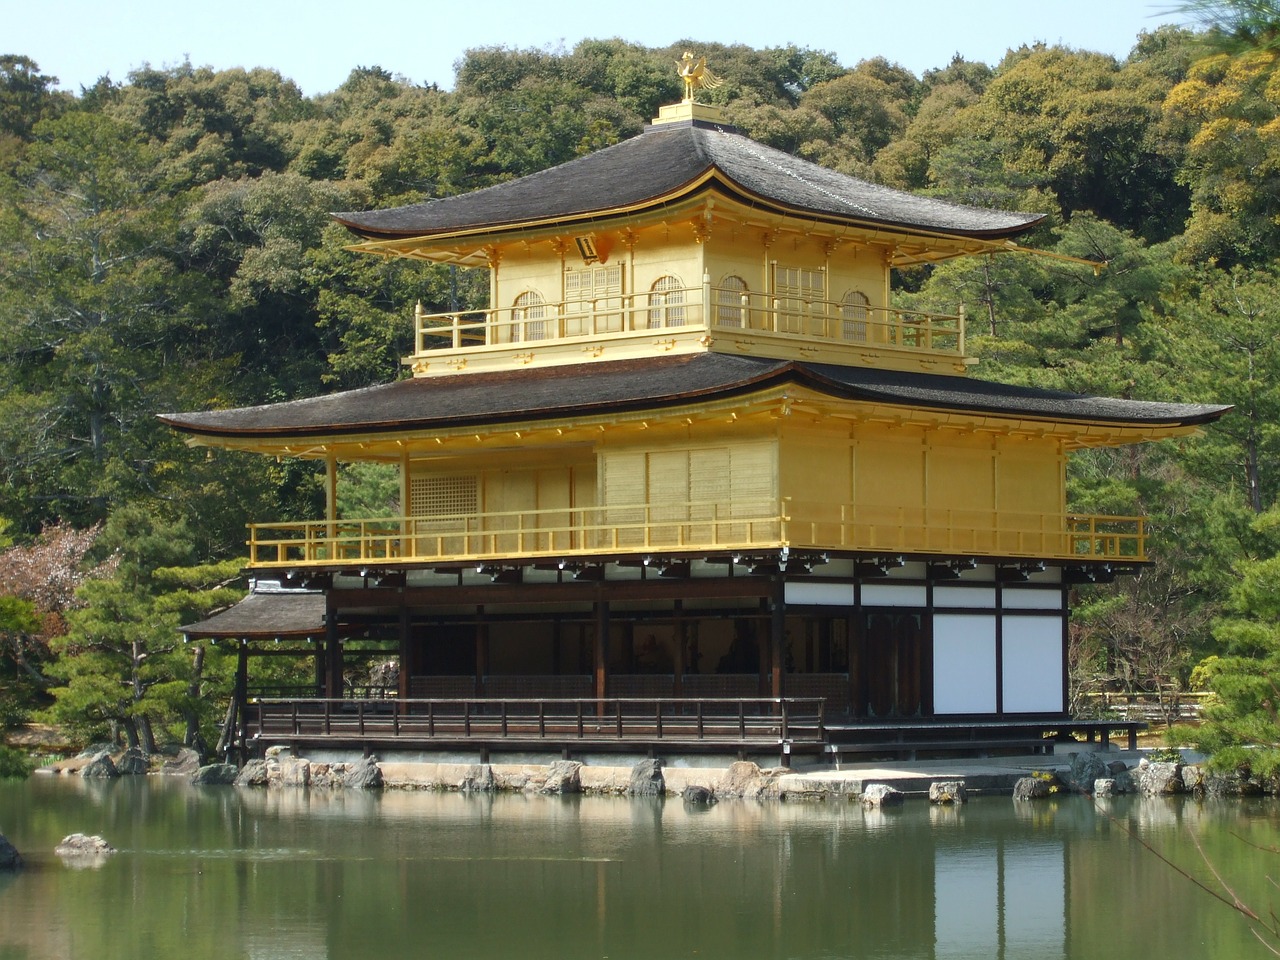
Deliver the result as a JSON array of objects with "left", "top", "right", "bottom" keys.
[
  {"left": 398, "top": 604, "right": 411, "bottom": 700},
  {"left": 771, "top": 577, "right": 785, "bottom": 701},
  {"left": 673, "top": 600, "right": 685, "bottom": 699},
  {"left": 235, "top": 640, "right": 248, "bottom": 755},
  {"left": 476, "top": 605, "right": 488, "bottom": 697},
  {"left": 324, "top": 608, "right": 343, "bottom": 699},
  {"left": 314, "top": 636, "right": 325, "bottom": 697},
  {"left": 595, "top": 598, "right": 610, "bottom": 718}
]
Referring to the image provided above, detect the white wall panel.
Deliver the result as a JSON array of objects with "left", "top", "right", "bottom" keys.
[
  {"left": 1001, "top": 588, "right": 1064, "bottom": 610},
  {"left": 933, "top": 614, "right": 997, "bottom": 714},
  {"left": 1001, "top": 615, "right": 1064, "bottom": 713},
  {"left": 933, "top": 586, "right": 996, "bottom": 609},
  {"left": 784, "top": 582, "right": 856, "bottom": 606},
  {"left": 861, "top": 584, "right": 927, "bottom": 607}
]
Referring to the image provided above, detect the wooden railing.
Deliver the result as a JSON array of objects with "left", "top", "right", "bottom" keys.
[
  {"left": 247, "top": 696, "right": 828, "bottom": 745},
  {"left": 412, "top": 280, "right": 964, "bottom": 359},
  {"left": 246, "top": 498, "right": 1146, "bottom": 568}
]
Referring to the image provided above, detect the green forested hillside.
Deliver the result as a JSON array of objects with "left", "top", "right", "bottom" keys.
[{"left": 2, "top": 18, "right": 1280, "bottom": 759}]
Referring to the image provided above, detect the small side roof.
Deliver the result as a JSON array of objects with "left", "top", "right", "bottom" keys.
[
  {"left": 332, "top": 120, "right": 1044, "bottom": 243},
  {"left": 180, "top": 590, "right": 326, "bottom": 640}
]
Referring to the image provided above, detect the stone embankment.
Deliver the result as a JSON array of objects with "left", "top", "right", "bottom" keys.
[{"left": 32, "top": 743, "right": 1277, "bottom": 803}]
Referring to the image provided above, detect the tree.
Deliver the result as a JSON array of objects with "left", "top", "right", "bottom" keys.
[
  {"left": 0, "top": 55, "right": 67, "bottom": 168},
  {"left": 1175, "top": 0, "right": 1280, "bottom": 54},
  {"left": 963, "top": 45, "right": 1190, "bottom": 240},
  {"left": 1153, "top": 267, "right": 1280, "bottom": 513},
  {"left": 0, "top": 109, "right": 217, "bottom": 529},
  {"left": 42, "top": 506, "right": 243, "bottom": 750},
  {"left": 0, "top": 522, "right": 117, "bottom": 695},
  {"left": 1179, "top": 508, "right": 1280, "bottom": 775},
  {"left": 1162, "top": 43, "right": 1280, "bottom": 263}
]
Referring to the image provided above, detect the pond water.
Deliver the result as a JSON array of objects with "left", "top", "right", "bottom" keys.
[{"left": 1, "top": 774, "right": 1278, "bottom": 959}]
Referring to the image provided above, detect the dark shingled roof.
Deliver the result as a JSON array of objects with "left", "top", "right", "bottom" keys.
[
  {"left": 333, "top": 120, "right": 1044, "bottom": 241},
  {"left": 180, "top": 591, "right": 326, "bottom": 639},
  {"left": 159, "top": 353, "right": 1230, "bottom": 440}
]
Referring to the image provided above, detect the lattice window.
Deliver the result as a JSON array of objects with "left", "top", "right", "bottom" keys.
[
  {"left": 565, "top": 264, "right": 622, "bottom": 311},
  {"left": 409, "top": 474, "right": 478, "bottom": 520},
  {"left": 716, "top": 275, "right": 748, "bottom": 328},
  {"left": 774, "top": 266, "right": 825, "bottom": 302},
  {"left": 774, "top": 266, "right": 825, "bottom": 332},
  {"left": 512, "top": 290, "right": 546, "bottom": 342},
  {"left": 841, "top": 290, "right": 870, "bottom": 342},
  {"left": 647, "top": 275, "right": 686, "bottom": 328}
]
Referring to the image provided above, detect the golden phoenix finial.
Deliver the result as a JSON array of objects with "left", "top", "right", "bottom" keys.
[{"left": 676, "top": 51, "right": 725, "bottom": 101}]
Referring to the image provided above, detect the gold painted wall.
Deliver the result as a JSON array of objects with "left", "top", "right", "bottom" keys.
[
  {"left": 396, "top": 414, "right": 1068, "bottom": 557},
  {"left": 489, "top": 222, "right": 896, "bottom": 336}
]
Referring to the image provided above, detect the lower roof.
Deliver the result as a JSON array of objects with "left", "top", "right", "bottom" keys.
[
  {"left": 159, "top": 353, "right": 1229, "bottom": 442},
  {"left": 180, "top": 591, "right": 326, "bottom": 639}
]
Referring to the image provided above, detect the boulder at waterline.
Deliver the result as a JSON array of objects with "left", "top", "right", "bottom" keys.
[
  {"left": 627, "top": 758, "right": 664, "bottom": 797},
  {"left": 0, "top": 833, "right": 22, "bottom": 870},
  {"left": 861, "top": 784, "right": 905, "bottom": 807},
  {"left": 343, "top": 756, "right": 384, "bottom": 790},
  {"left": 192, "top": 763, "right": 239, "bottom": 785},
  {"left": 80, "top": 751, "right": 118, "bottom": 779},
  {"left": 539, "top": 760, "right": 583, "bottom": 795}
]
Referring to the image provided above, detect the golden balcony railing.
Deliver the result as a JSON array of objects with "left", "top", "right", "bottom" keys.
[
  {"left": 412, "top": 280, "right": 965, "bottom": 359},
  {"left": 246, "top": 499, "right": 1145, "bottom": 569}
]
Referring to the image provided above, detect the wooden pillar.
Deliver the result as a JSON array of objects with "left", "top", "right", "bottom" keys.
[
  {"left": 476, "top": 605, "right": 488, "bottom": 697},
  {"left": 234, "top": 639, "right": 249, "bottom": 758},
  {"left": 397, "top": 604, "right": 411, "bottom": 700},
  {"left": 324, "top": 607, "right": 343, "bottom": 699},
  {"left": 673, "top": 600, "right": 685, "bottom": 698},
  {"left": 314, "top": 637, "right": 325, "bottom": 696},
  {"left": 770, "top": 578, "right": 786, "bottom": 700},
  {"left": 325, "top": 454, "right": 338, "bottom": 524},
  {"left": 594, "top": 598, "right": 610, "bottom": 715},
  {"left": 757, "top": 599, "right": 770, "bottom": 697}
]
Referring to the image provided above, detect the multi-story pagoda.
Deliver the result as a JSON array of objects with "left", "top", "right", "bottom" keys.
[{"left": 168, "top": 65, "right": 1228, "bottom": 762}]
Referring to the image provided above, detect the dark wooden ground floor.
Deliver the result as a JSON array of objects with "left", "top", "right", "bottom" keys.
[{"left": 204, "top": 567, "right": 1143, "bottom": 764}]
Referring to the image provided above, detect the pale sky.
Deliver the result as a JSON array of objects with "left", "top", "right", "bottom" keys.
[{"left": 8, "top": 0, "right": 1187, "bottom": 96}]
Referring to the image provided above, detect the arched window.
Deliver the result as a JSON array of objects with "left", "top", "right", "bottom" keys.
[
  {"left": 647, "top": 275, "right": 685, "bottom": 328},
  {"left": 512, "top": 290, "right": 546, "bottom": 342},
  {"left": 716, "top": 275, "right": 748, "bottom": 328},
  {"left": 841, "top": 290, "right": 870, "bottom": 342}
]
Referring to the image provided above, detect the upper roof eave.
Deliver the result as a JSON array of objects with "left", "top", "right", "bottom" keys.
[
  {"left": 340, "top": 175, "right": 1047, "bottom": 264},
  {"left": 332, "top": 122, "right": 1044, "bottom": 247}
]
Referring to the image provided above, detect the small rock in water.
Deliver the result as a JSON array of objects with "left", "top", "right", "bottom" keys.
[
  {"left": 861, "top": 784, "right": 905, "bottom": 807},
  {"left": 55, "top": 833, "right": 117, "bottom": 863},
  {"left": 191, "top": 763, "right": 239, "bottom": 785},
  {"left": 682, "top": 785, "right": 715, "bottom": 805},
  {"left": 928, "top": 780, "right": 966, "bottom": 804}
]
